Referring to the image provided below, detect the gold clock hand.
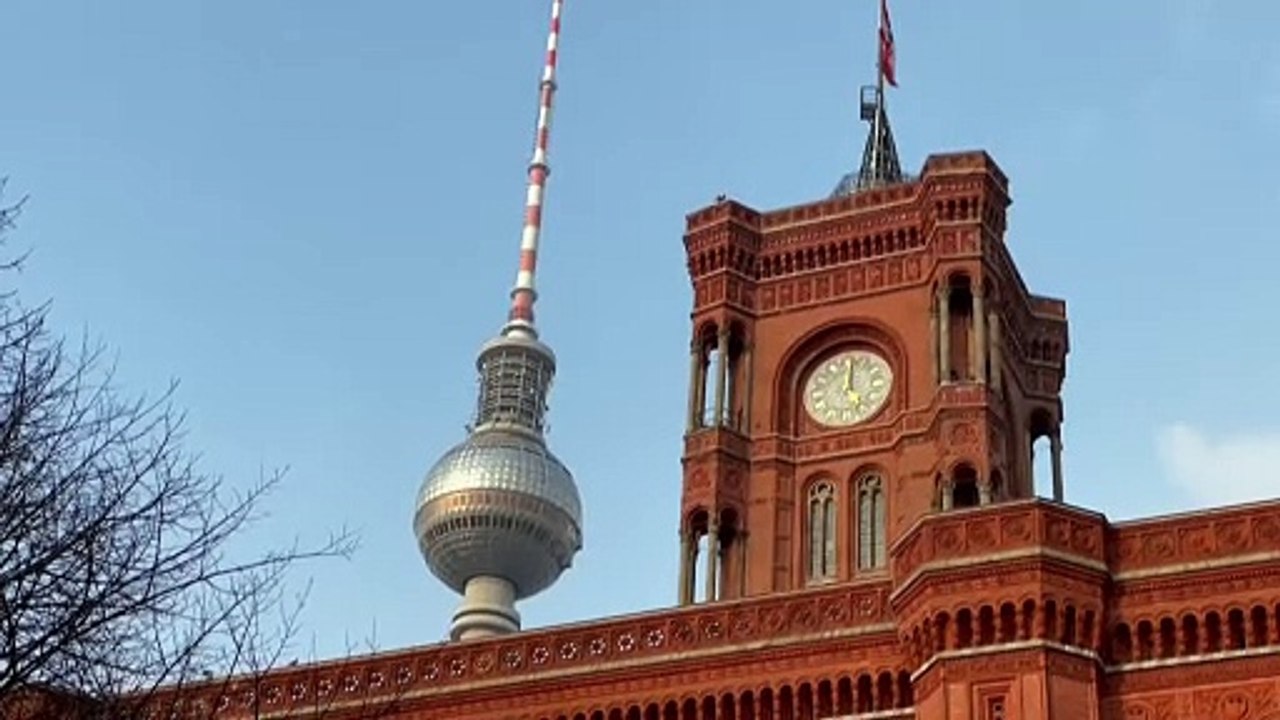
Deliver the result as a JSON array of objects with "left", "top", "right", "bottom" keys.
[{"left": 844, "top": 359, "right": 861, "bottom": 404}]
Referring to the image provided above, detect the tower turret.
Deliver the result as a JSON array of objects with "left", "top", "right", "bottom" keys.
[{"left": 413, "top": 0, "right": 582, "bottom": 642}]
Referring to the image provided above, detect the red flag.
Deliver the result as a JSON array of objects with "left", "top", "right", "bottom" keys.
[{"left": 879, "top": 0, "right": 898, "bottom": 87}]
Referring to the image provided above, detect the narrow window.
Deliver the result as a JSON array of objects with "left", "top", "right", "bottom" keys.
[
  {"left": 952, "top": 465, "right": 980, "bottom": 509},
  {"left": 946, "top": 277, "right": 974, "bottom": 381},
  {"left": 857, "top": 475, "right": 886, "bottom": 570},
  {"left": 808, "top": 481, "right": 837, "bottom": 581}
]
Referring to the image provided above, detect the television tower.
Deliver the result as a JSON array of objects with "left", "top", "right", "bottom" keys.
[{"left": 413, "top": 0, "right": 583, "bottom": 642}]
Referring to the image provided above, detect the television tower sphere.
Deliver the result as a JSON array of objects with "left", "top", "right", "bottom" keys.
[{"left": 413, "top": 334, "right": 582, "bottom": 640}]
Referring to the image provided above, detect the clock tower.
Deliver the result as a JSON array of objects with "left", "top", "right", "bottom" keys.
[{"left": 675, "top": 149, "right": 1069, "bottom": 603}]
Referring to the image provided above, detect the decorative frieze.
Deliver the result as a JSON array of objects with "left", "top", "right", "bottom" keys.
[
  {"left": 1110, "top": 506, "right": 1280, "bottom": 577},
  {"left": 891, "top": 500, "right": 1108, "bottom": 584},
  {"left": 171, "top": 582, "right": 897, "bottom": 718}
]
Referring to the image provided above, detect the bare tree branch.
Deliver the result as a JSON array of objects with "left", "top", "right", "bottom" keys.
[{"left": 0, "top": 183, "right": 358, "bottom": 720}]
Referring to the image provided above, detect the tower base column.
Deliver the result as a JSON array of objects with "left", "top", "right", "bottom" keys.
[
  {"left": 1051, "top": 433, "right": 1065, "bottom": 502},
  {"left": 451, "top": 576, "right": 520, "bottom": 641}
]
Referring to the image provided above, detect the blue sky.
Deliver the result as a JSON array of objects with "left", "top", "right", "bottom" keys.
[{"left": 3, "top": 0, "right": 1278, "bottom": 662}]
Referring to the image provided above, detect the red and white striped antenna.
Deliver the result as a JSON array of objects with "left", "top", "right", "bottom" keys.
[{"left": 504, "top": 0, "right": 566, "bottom": 339}]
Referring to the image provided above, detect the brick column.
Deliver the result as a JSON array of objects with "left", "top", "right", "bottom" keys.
[
  {"left": 1051, "top": 432, "right": 1065, "bottom": 502},
  {"left": 737, "top": 531, "right": 748, "bottom": 597},
  {"left": 929, "top": 305, "right": 939, "bottom": 385},
  {"left": 938, "top": 287, "right": 951, "bottom": 384},
  {"left": 988, "top": 311, "right": 1003, "bottom": 392},
  {"left": 677, "top": 532, "right": 693, "bottom": 605},
  {"left": 972, "top": 288, "right": 987, "bottom": 383},
  {"left": 687, "top": 342, "right": 703, "bottom": 431}
]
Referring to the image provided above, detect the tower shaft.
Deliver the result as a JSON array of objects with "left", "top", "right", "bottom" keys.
[{"left": 506, "top": 0, "right": 565, "bottom": 339}]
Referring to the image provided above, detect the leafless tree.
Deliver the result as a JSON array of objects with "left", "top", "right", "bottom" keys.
[{"left": 0, "top": 183, "right": 357, "bottom": 718}]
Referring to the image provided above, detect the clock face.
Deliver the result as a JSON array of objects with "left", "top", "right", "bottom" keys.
[{"left": 803, "top": 350, "right": 893, "bottom": 427}]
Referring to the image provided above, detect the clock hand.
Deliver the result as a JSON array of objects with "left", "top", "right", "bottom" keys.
[{"left": 844, "top": 359, "right": 861, "bottom": 404}]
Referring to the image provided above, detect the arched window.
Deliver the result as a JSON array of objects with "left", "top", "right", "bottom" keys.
[
  {"left": 943, "top": 275, "right": 974, "bottom": 382},
  {"left": 857, "top": 475, "right": 886, "bottom": 570},
  {"left": 808, "top": 481, "right": 837, "bottom": 581},
  {"left": 952, "top": 465, "right": 980, "bottom": 509}
]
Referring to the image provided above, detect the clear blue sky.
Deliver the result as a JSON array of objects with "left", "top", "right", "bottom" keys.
[{"left": 3, "top": 0, "right": 1278, "bottom": 661}]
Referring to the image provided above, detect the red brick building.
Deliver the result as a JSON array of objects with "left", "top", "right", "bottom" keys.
[
  {"left": 145, "top": 147, "right": 1280, "bottom": 720},
  {"left": 136, "top": 3, "right": 1280, "bottom": 718}
]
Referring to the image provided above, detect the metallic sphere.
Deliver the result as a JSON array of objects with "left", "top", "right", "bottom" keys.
[{"left": 414, "top": 429, "right": 582, "bottom": 599}]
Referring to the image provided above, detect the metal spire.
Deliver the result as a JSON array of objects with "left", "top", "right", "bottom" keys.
[
  {"left": 504, "top": 0, "right": 565, "bottom": 340},
  {"left": 832, "top": 0, "right": 905, "bottom": 197}
]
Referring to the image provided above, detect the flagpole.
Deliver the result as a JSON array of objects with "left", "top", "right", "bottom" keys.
[{"left": 870, "top": 0, "right": 885, "bottom": 183}]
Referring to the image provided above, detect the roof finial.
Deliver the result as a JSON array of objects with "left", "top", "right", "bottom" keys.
[
  {"left": 832, "top": 0, "right": 905, "bottom": 197},
  {"left": 504, "top": 0, "right": 565, "bottom": 340}
]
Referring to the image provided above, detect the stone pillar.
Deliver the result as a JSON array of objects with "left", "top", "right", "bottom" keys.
[
  {"left": 686, "top": 343, "right": 702, "bottom": 431},
  {"left": 929, "top": 306, "right": 939, "bottom": 385},
  {"left": 1051, "top": 432, "right": 1065, "bottom": 502},
  {"left": 704, "top": 521, "right": 720, "bottom": 602},
  {"left": 741, "top": 343, "right": 754, "bottom": 432},
  {"left": 695, "top": 346, "right": 709, "bottom": 429},
  {"left": 938, "top": 288, "right": 951, "bottom": 383},
  {"left": 941, "top": 479, "right": 955, "bottom": 511},
  {"left": 989, "top": 311, "right": 1003, "bottom": 392},
  {"left": 972, "top": 289, "right": 987, "bottom": 383},
  {"left": 718, "top": 534, "right": 732, "bottom": 599},
  {"left": 737, "top": 531, "right": 748, "bottom": 597},
  {"left": 713, "top": 329, "right": 730, "bottom": 427},
  {"left": 1028, "top": 439, "right": 1037, "bottom": 497},
  {"left": 978, "top": 478, "right": 993, "bottom": 506},
  {"left": 677, "top": 532, "right": 693, "bottom": 605}
]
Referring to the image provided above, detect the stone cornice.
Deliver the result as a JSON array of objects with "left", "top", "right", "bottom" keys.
[
  {"left": 889, "top": 547, "right": 1109, "bottom": 608},
  {"left": 1112, "top": 550, "right": 1280, "bottom": 583},
  {"left": 910, "top": 639, "right": 1101, "bottom": 682},
  {"left": 737, "top": 382, "right": 996, "bottom": 465},
  {"left": 153, "top": 581, "right": 899, "bottom": 718},
  {"left": 1107, "top": 500, "right": 1280, "bottom": 577}
]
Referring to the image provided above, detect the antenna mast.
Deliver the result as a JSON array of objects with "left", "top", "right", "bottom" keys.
[
  {"left": 505, "top": 0, "right": 566, "bottom": 340},
  {"left": 868, "top": 0, "right": 888, "bottom": 177}
]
